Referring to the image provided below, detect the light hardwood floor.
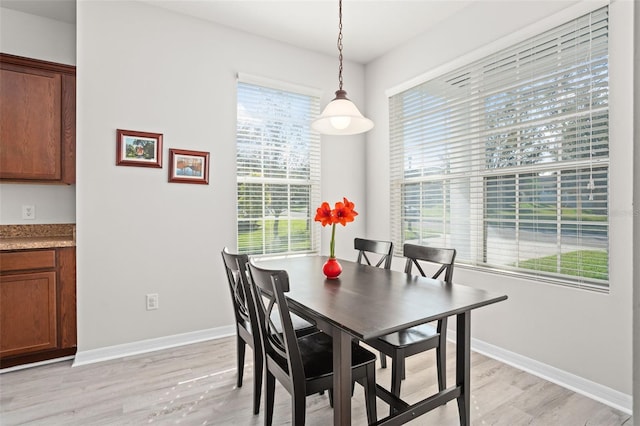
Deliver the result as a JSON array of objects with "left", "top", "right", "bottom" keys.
[{"left": 0, "top": 336, "right": 632, "bottom": 425}]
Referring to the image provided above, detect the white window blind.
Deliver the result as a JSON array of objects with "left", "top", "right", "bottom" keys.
[
  {"left": 389, "top": 7, "right": 609, "bottom": 289},
  {"left": 236, "top": 76, "right": 321, "bottom": 255}
]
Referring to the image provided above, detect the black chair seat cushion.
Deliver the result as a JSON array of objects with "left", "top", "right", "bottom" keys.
[
  {"left": 272, "top": 331, "right": 376, "bottom": 380},
  {"left": 376, "top": 323, "right": 439, "bottom": 348}
]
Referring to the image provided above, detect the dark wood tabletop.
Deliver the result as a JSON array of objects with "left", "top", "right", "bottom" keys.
[{"left": 257, "top": 255, "right": 507, "bottom": 340}]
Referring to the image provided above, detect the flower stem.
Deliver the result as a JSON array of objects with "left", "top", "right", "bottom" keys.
[{"left": 330, "top": 223, "right": 336, "bottom": 258}]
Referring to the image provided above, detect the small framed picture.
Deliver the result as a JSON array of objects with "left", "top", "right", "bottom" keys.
[
  {"left": 116, "top": 129, "right": 163, "bottom": 168},
  {"left": 168, "top": 149, "right": 210, "bottom": 184}
]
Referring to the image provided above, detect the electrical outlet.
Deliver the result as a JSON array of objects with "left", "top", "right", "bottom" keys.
[
  {"left": 146, "top": 293, "right": 159, "bottom": 310},
  {"left": 22, "top": 205, "right": 36, "bottom": 220}
]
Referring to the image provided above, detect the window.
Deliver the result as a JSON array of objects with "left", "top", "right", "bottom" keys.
[
  {"left": 236, "top": 74, "right": 321, "bottom": 256},
  {"left": 389, "top": 7, "right": 609, "bottom": 289}
]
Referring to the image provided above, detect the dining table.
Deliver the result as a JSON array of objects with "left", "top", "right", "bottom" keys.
[{"left": 255, "top": 255, "right": 508, "bottom": 425}]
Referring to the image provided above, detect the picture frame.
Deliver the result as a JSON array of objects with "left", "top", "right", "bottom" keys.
[
  {"left": 116, "top": 129, "right": 163, "bottom": 168},
  {"left": 168, "top": 149, "right": 210, "bottom": 184}
]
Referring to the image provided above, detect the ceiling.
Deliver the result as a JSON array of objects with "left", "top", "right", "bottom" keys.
[{"left": 0, "top": 0, "right": 474, "bottom": 64}]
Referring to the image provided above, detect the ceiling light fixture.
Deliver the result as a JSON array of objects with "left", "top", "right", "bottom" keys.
[{"left": 311, "top": 0, "right": 374, "bottom": 136}]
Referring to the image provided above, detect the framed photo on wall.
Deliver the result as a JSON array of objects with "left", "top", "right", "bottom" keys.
[
  {"left": 168, "top": 149, "right": 210, "bottom": 184},
  {"left": 116, "top": 129, "right": 163, "bottom": 168}
]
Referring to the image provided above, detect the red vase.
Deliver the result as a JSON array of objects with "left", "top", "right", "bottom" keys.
[{"left": 323, "top": 257, "right": 342, "bottom": 279}]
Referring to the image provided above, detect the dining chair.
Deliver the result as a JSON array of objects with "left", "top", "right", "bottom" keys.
[
  {"left": 354, "top": 237, "right": 394, "bottom": 369},
  {"left": 354, "top": 237, "right": 394, "bottom": 269},
  {"left": 247, "top": 259, "right": 378, "bottom": 426},
  {"left": 221, "top": 247, "right": 316, "bottom": 415},
  {"left": 365, "top": 243, "right": 457, "bottom": 398}
]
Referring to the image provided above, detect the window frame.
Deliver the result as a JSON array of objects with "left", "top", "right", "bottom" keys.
[
  {"left": 388, "top": 6, "right": 610, "bottom": 291},
  {"left": 236, "top": 74, "right": 321, "bottom": 257}
]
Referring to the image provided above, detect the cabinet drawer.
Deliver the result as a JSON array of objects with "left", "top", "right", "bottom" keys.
[{"left": 0, "top": 250, "right": 56, "bottom": 272}]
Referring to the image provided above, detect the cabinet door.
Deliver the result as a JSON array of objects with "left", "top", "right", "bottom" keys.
[
  {"left": 0, "top": 64, "right": 62, "bottom": 180},
  {"left": 0, "top": 272, "right": 58, "bottom": 357},
  {"left": 1, "top": 54, "right": 75, "bottom": 184}
]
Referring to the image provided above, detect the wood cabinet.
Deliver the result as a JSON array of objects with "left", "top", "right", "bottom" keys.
[
  {"left": 0, "top": 53, "right": 76, "bottom": 184},
  {"left": 0, "top": 248, "right": 76, "bottom": 368}
]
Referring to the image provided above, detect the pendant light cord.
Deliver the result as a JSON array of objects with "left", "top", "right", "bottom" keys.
[
  {"left": 311, "top": 0, "right": 374, "bottom": 134},
  {"left": 337, "top": 0, "right": 343, "bottom": 91}
]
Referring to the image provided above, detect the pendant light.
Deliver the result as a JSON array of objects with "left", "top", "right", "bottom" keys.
[{"left": 312, "top": 0, "right": 374, "bottom": 136}]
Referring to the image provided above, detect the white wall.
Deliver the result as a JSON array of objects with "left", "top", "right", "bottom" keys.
[
  {"left": 76, "top": 0, "right": 366, "bottom": 351},
  {"left": 364, "top": 0, "right": 634, "bottom": 405},
  {"left": 0, "top": 7, "right": 76, "bottom": 225}
]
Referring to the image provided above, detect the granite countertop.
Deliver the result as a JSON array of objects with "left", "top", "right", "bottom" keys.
[{"left": 0, "top": 224, "right": 76, "bottom": 251}]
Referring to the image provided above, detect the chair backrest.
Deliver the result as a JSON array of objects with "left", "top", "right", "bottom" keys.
[
  {"left": 355, "top": 237, "right": 394, "bottom": 269},
  {"left": 403, "top": 243, "right": 457, "bottom": 284},
  {"left": 221, "top": 247, "right": 258, "bottom": 334},
  {"left": 247, "top": 259, "right": 305, "bottom": 394}
]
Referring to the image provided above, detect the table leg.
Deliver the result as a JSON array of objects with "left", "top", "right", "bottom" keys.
[
  {"left": 332, "top": 327, "right": 352, "bottom": 425},
  {"left": 456, "top": 312, "right": 471, "bottom": 426}
]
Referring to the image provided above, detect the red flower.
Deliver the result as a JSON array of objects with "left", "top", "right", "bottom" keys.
[
  {"left": 333, "top": 197, "right": 358, "bottom": 226},
  {"left": 314, "top": 202, "right": 334, "bottom": 227}
]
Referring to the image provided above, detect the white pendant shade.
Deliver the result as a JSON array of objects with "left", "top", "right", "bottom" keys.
[
  {"left": 312, "top": 91, "right": 374, "bottom": 135},
  {"left": 314, "top": 0, "right": 374, "bottom": 136}
]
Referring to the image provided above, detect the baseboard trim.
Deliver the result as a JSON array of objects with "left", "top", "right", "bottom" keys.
[
  {"left": 72, "top": 326, "right": 235, "bottom": 367},
  {"left": 471, "top": 338, "right": 633, "bottom": 415},
  {"left": 0, "top": 355, "right": 75, "bottom": 374}
]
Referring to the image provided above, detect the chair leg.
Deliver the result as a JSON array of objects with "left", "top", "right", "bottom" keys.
[
  {"left": 292, "top": 389, "right": 306, "bottom": 426},
  {"left": 436, "top": 345, "right": 446, "bottom": 392},
  {"left": 363, "top": 364, "right": 378, "bottom": 425},
  {"left": 252, "top": 347, "right": 263, "bottom": 415},
  {"left": 265, "top": 371, "right": 276, "bottom": 426},
  {"left": 237, "top": 336, "right": 246, "bottom": 388},
  {"left": 380, "top": 351, "right": 387, "bottom": 368},
  {"left": 437, "top": 318, "right": 448, "bottom": 392}
]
